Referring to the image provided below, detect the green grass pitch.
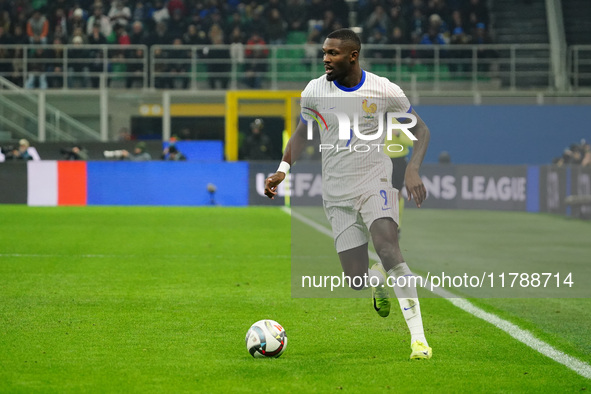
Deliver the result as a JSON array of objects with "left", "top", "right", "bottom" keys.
[{"left": 0, "top": 206, "right": 589, "bottom": 392}]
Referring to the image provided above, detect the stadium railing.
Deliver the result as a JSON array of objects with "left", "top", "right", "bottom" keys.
[
  {"left": 0, "top": 44, "right": 149, "bottom": 89},
  {"left": 149, "top": 43, "right": 553, "bottom": 91},
  {"left": 0, "top": 43, "right": 577, "bottom": 91},
  {"left": 567, "top": 45, "right": 591, "bottom": 90},
  {"left": 0, "top": 73, "right": 102, "bottom": 142}
]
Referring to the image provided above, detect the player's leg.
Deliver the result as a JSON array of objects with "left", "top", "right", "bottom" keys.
[
  {"left": 369, "top": 217, "right": 431, "bottom": 359},
  {"left": 397, "top": 196, "right": 405, "bottom": 233},
  {"left": 391, "top": 157, "right": 407, "bottom": 233},
  {"left": 324, "top": 201, "right": 371, "bottom": 290},
  {"left": 337, "top": 243, "right": 391, "bottom": 317},
  {"left": 337, "top": 243, "right": 369, "bottom": 291},
  {"left": 324, "top": 201, "right": 391, "bottom": 316},
  {"left": 360, "top": 188, "right": 431, "bottom": 358}
]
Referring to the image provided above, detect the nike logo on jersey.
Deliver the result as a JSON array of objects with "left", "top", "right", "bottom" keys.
[{"left": 404, "top": 304, "right": 416, "bottom": 311}]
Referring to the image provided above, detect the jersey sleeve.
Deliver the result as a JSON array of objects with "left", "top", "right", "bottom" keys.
[
  {"left": 299, "top": 80, "right": 316, "bottom": 125},
  {"left": 386, "top": 81, "right": 412, "bottom": 115}
]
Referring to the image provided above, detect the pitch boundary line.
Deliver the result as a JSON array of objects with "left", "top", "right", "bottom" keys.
[{"left": 282, "top": 206, "right": 591, "bottom": 380}]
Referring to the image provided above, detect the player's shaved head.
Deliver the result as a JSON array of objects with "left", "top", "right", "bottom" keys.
[{"left": 326, "top": 28, "right": 361, "bottom": 53}]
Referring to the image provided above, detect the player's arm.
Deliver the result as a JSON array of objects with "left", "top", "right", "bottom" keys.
[
  {"left": 405, "top": 108, "right": 430, "bottom": 208},
  {"left": 264, "top": 120, "right": 309, "bottom": 199}
]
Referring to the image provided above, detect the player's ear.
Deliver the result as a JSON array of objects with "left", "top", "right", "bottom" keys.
[{"left": 350, "top": 49, "right": 359, "bottom": 63}]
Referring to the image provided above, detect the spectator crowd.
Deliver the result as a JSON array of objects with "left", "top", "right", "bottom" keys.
[
  {"left": 0, "top": 0, "right": 492, "bottom": 89},
  {"left": 553, "top": 139, "right": 591, "bottom": 167}
]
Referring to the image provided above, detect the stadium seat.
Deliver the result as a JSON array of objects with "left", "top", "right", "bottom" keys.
[
  {"left": 194, "top": 63, "right": 208, "bottom": 82},
  {"left": 439, "top": 65, "right": 451, "bottom": 81},
  {"left": 281, "top": 63, "right": 309, "bottom": 81},
  {"left": 371, "top": 63, "right": 390, "bottom": 74},
  {"left": 411, "top": 64, "right": 432, "bottom": 81},
  {"left": 286, "top": 31, "right": 307, "bottom": 45},
  {"left": 391, "top": 65, "right": 412, "bottom": 81}
]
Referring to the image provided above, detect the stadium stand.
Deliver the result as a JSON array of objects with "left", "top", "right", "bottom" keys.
[
  {"left": 562, "top": 0, "right": 591, "bottom": 87},
  {"left": 562, "top": 0, "right": 591, "bottom": 45},
  {"left": 4, "top": 0, "right": 591, "bottom": 95},
  {"left": 0, "top": 0, "right": 499, "bottom": 90},
  {"left": 492, "top": 0, "right": 548, "bottom": 44},
  {"left": 491, "top": 0, "right": 549, "bottom": 88}
]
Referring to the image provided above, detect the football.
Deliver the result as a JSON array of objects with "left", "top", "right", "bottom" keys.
[{"left": 245, "top": 320, "right": 287, "bottom": 358}]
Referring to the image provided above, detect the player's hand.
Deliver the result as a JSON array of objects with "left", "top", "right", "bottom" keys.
[
  {"left": 264, "top": 172, "right": 286, "bottom": 199},
  {"left": 405, "top": 167, "right": 427, "bottom": 208}
]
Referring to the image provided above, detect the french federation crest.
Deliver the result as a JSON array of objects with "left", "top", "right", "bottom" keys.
[{"left": 362, "top": 99, "right": 377, "bottom": 119}]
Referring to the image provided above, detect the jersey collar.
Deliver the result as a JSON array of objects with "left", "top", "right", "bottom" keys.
[{"left": 333, "top": 70, "right": 366, "bottom": 92}]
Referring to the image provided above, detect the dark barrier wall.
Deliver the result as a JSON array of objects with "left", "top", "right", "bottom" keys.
[
  {"left": 31, "top": 141, "right": 164, "bottom": 161},
  {"left": 538, "top": 165, "right": 591, "bottom": 218},
  {"left": 417, "top": 105, "right": 591, "bottom": 165},
  {"left": 24, "top": 141, "right": 223, "bottom": 161},
  {"left": 539, "top": 166, "right": 569, "bottom": 215},
  {"left": 570, "top": 166, "right": 591, "bottom": 218},
  {"left": 0, "top": 163, "right": 27, "bottom": 204}
]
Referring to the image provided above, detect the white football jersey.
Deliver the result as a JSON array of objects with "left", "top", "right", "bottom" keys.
[{"left": 300, "top": 70, "right": 412, "bottom": 201}]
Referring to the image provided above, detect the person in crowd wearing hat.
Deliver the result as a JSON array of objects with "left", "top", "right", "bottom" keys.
[
  {"left": 11, "top": 139, "right": 38, "bottom": 160},
  {"left": 3, "top": 139, "right": 41, "bottom": 161},
  {"left": 122, "top": 142, "right": 152, "bottom": 161}
]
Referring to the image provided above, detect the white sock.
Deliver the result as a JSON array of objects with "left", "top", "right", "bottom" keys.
[{"left": 387, "top": 263, "right": 428, "bottom": 346}]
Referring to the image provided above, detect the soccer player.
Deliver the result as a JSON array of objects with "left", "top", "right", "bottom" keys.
[{"left": 264, "top": 28, "right": 432, "bottom": 360}]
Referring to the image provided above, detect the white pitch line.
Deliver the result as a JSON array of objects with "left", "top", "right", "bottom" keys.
[{"left": 282, "top": 206, "right": 591, "bottom": 380}]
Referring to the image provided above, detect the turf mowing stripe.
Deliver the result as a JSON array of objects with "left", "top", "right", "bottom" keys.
[
  {"left": 0, "top": 253, "right": 290, "bottom": 259},
  {"left": 282, "top": 206, "right": 591, "bottom": 380}
]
